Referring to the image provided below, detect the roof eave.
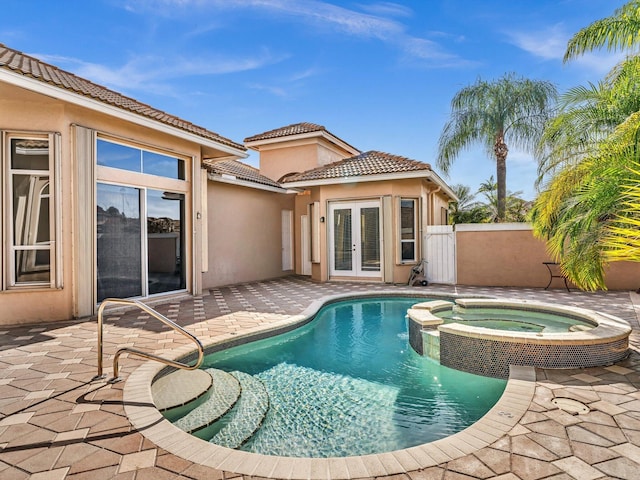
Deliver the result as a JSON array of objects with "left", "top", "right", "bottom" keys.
[
  {"left": 207, "top": 172, "right": 290, "bottom": 193},
  {"left": 427, "top": 170, "right": 458, "bottom": 201},
  {"left": 0, "top": 69, "right": 248, "bottom": 158},
  {"left": 283, "top": 170, "right": 435, "bottom": 188},
  {"left": 245, "top": 130, "right": 359, "bottom": 155}
]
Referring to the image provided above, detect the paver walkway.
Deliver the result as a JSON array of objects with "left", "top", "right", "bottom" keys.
[{"left": 0, "top": 276, "right": 639, "bottom": 479}]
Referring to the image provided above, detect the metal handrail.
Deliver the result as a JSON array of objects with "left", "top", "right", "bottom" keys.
[{"left": 95, "top": 298, "right": 204, "bottom": 383}]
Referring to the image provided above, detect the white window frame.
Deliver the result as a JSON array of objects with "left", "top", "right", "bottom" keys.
[
  {"left": 399, "top": 197, "right": 418, "bottom": 264},
  {"left": 2, "top": 131, "right": 61, "bottom": 290},
  {"left": 95, "top": 133, "right": 191, "bottom": 301}
]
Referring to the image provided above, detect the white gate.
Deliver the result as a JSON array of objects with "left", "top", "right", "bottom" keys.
[{"left": 424, "top": 225, "right": 456, "bottom": 284}]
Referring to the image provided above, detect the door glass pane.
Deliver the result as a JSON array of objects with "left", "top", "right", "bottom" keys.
[
  {"left": 333, "top": 208, "right": 352, "bottom": 271},
  {"left": 97, "top": 183, "right": 142, "bottom": 301},
  {"left": 147, "top": 189, "right": 185, "bottom": 295},
  {"left": 360, "top": 207, "right": 380, "bottom": 272}
]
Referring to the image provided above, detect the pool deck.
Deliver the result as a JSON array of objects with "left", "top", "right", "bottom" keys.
[{"left": 1, "top": 276, "right": 639, "bottom": 479}]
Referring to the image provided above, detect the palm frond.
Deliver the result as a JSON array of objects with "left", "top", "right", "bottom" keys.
[{"left": 564, "top": 2, "right": 640, "bottom": 61}]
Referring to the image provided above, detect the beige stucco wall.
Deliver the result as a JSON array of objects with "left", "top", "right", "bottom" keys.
[
  {"left": 259, "top": 143, "right": 316, "bottom": 181},
  {"left": 456, "top": 225, "right": 551, "bottom": 288},
  {"left": 456, "top": 224, "right": 640, "bottom": 290},
  {"left": 0, "top": 81, "right": 230, "bottom": 325},
  {"left": 257, "top": 138, "right": 354, "bottom": 182},
  {"left": 202, "top": 181, "right": 295, "bottom": 288},
  {"left": 292, "top": 178, "right": 450, "bottom": 284},
  {"left": 1, "top": 84, "right": 76, "bottom": 324}
]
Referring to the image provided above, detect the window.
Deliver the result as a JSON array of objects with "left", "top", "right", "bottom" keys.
[
  {"left": 95, "top": 136, "right": 189, "bottom": 301},
  {"left": 3, "top": 133, "right": 59, "bottom": 288},
  {"left": 97, "top": 138, "right": 185, "bottom": 180},
  {"left": 400, "top": 198, "right": 417, "bottom": 262},
  {"left": 441, "top": 206, "right": 449, "bottom": 225}
]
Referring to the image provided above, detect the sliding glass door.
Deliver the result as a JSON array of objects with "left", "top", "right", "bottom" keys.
[
  {"left": 147, "top": 189, "right": 185, "bottom": 295},
  {"left": 97, "top": 183, "right": 185, "bottom": 302},
  {"left": 96, "top": 184, "right": 142, "bottom": 301}
]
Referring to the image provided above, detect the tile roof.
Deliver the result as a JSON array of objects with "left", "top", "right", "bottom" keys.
[
  {"left": 204, "top": 159, "right": 283, "bottom": 189},
  {"left": 244, "top": 122, "right": 327, "bottom": 143},
  {"left": 281, "top": 150, "right": 432, "bottom": 183},
  {"left": 0, "top": 43, "right": 245, "bottom": 152}
]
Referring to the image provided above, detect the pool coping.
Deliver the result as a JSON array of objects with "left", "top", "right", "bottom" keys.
[
  {"left": 438, "top": 298, "right": 632, "bottom": 344},
  {"left": 122, "top": 290, "right": 536, "bottom": 479}
]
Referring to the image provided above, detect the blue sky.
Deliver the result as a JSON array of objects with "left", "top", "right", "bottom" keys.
[{"left": 0, "top": 0, "right": 627, "bottom": 200}]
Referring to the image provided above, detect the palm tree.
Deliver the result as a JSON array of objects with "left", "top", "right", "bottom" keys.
[
  {"left": 437, "top": 73, "right": 556, "bottom": 221},
  {"left": 531, "top": 128, "right": 633, "bottom": 290},
  {"left": 603, "top": 157, "right": 640, "bottom": 263},
  {"left": 477, "top": 176, "right": 528, "bottom": 223},
  {"left": 531, "top": 1, "right": 640, "bottom": 290},
  {"left": 448, "top": 184, "right": 489, "bottom": 224},
  {"left": 564, "top": 1, "right": 640, "bottom": 62},
  {"left": 536, "top": 56, "right": 640, "bottom": 186}
]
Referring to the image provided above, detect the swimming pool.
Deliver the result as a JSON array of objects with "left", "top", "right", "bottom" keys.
[{"left": 183, "top": 297, "right": 506, "bottom": 457}]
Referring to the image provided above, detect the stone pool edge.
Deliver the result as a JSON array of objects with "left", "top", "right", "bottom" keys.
[{"left": 122, "top": 290, "right": 534, "bottom": 480}]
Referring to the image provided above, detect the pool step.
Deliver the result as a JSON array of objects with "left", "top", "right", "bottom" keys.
[
  {"left": 210, "top": 371, "right": 270, "bottom": 449},
  {"left": 152, "top": 368, "right": 213, "bottom": 421},
  {"left": 172, "top": 368, "right": 241, "bottom": 434}
]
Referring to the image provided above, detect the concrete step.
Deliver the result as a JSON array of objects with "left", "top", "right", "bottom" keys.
[
  {"left": 172, "top": 368, "right": 241, "bottom": 433},
  {"left": 210, "top": 371, "right": 270, "bottom": 449},
  {"left": 152, "top": 369, "right": 213, "bottom": 421}
]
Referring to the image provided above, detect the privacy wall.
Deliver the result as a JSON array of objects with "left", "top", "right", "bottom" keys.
[{"left": 455, "top": 224, "right": 640, "bottom": 291}]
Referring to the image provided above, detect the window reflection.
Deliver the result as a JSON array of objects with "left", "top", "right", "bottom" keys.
[
  {"left": 147, "top": 189, "right": 185, "bottom": 294},
  {"left": 96, "top": 184, "right": 185, "bottom": 300},
  {"left": 96, "top": 184, "right": 142, "bottom": 301},
  {"left": 400, "top": 199, "right": 417, "bottom": 262},
  {"left": 97, "top": 139, "right": 185, "bottom": 180},
  {"left": 11, "top": 139, "right": 51, "bottom": 284}
]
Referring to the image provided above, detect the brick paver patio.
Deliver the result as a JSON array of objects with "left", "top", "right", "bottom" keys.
[{"left": 0, "top": 276, "right": 639, "bottom": 479}]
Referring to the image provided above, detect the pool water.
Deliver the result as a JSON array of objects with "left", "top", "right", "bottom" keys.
[
  {"left": 436, "top": 307, "right": 595, "bottom": 333},
  {"left": 201, "top": 297, "right": 506, "bottom": 457}
]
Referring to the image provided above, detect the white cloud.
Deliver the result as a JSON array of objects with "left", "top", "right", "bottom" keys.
[
  {"left": 34, "top": 49, "right": 288, "bottom": 93},
  {"left": 569, "top": 51, "right": 626, "bottom": 77},
  {"left": 288, "top": 66, "right": 324, "bottom": 82},
  {"left": 356, "top": 2, "right": 413, "bottom": 18},
  {"left": 125, "top": 0, "right": 467, "bottom": 67},
  {"left": 247, "top": 82, "right": 289, "bottom": 97},
  {"left": 505, "top": 23, "right": 626, "bottom": 77},
  {"left": 505, "top": 24, "right": 568, "bottom": 61},
  {"left": 506, "top": 148, "right": 536, "bottom": 167}
]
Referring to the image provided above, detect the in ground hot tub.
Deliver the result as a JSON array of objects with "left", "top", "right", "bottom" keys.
[{"left": 407, "top": 298, "right": 632, "bottom": 378}]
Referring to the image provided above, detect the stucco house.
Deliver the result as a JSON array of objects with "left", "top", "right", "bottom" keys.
[
  {"left": 0, "top": 43, "right": 455, "bottom": 326},
  {"left": 244, "top": 123, "right": 456, "bottom": 283}
]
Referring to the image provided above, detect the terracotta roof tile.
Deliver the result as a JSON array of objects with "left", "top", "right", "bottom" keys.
[
  {"left": 204, "top": 159, "right": 283, "bottom": 189},
  {"left": 0, "top": 43, "right": 245, "bottom": 152},
  {"left": 244, "top": 122, "right": 327, "bottom": 143},
  {"left": 282, "top": 150, "right": 432, "bottom": 183}
]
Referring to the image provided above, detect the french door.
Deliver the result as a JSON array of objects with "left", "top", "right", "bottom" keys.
[{"left": 329, "top": 200, "right": 381, "bottom": 277}]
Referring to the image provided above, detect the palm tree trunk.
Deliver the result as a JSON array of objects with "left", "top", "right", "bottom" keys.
[{"left": 494, "top": 135, "right": 508, "bottom": 221}]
